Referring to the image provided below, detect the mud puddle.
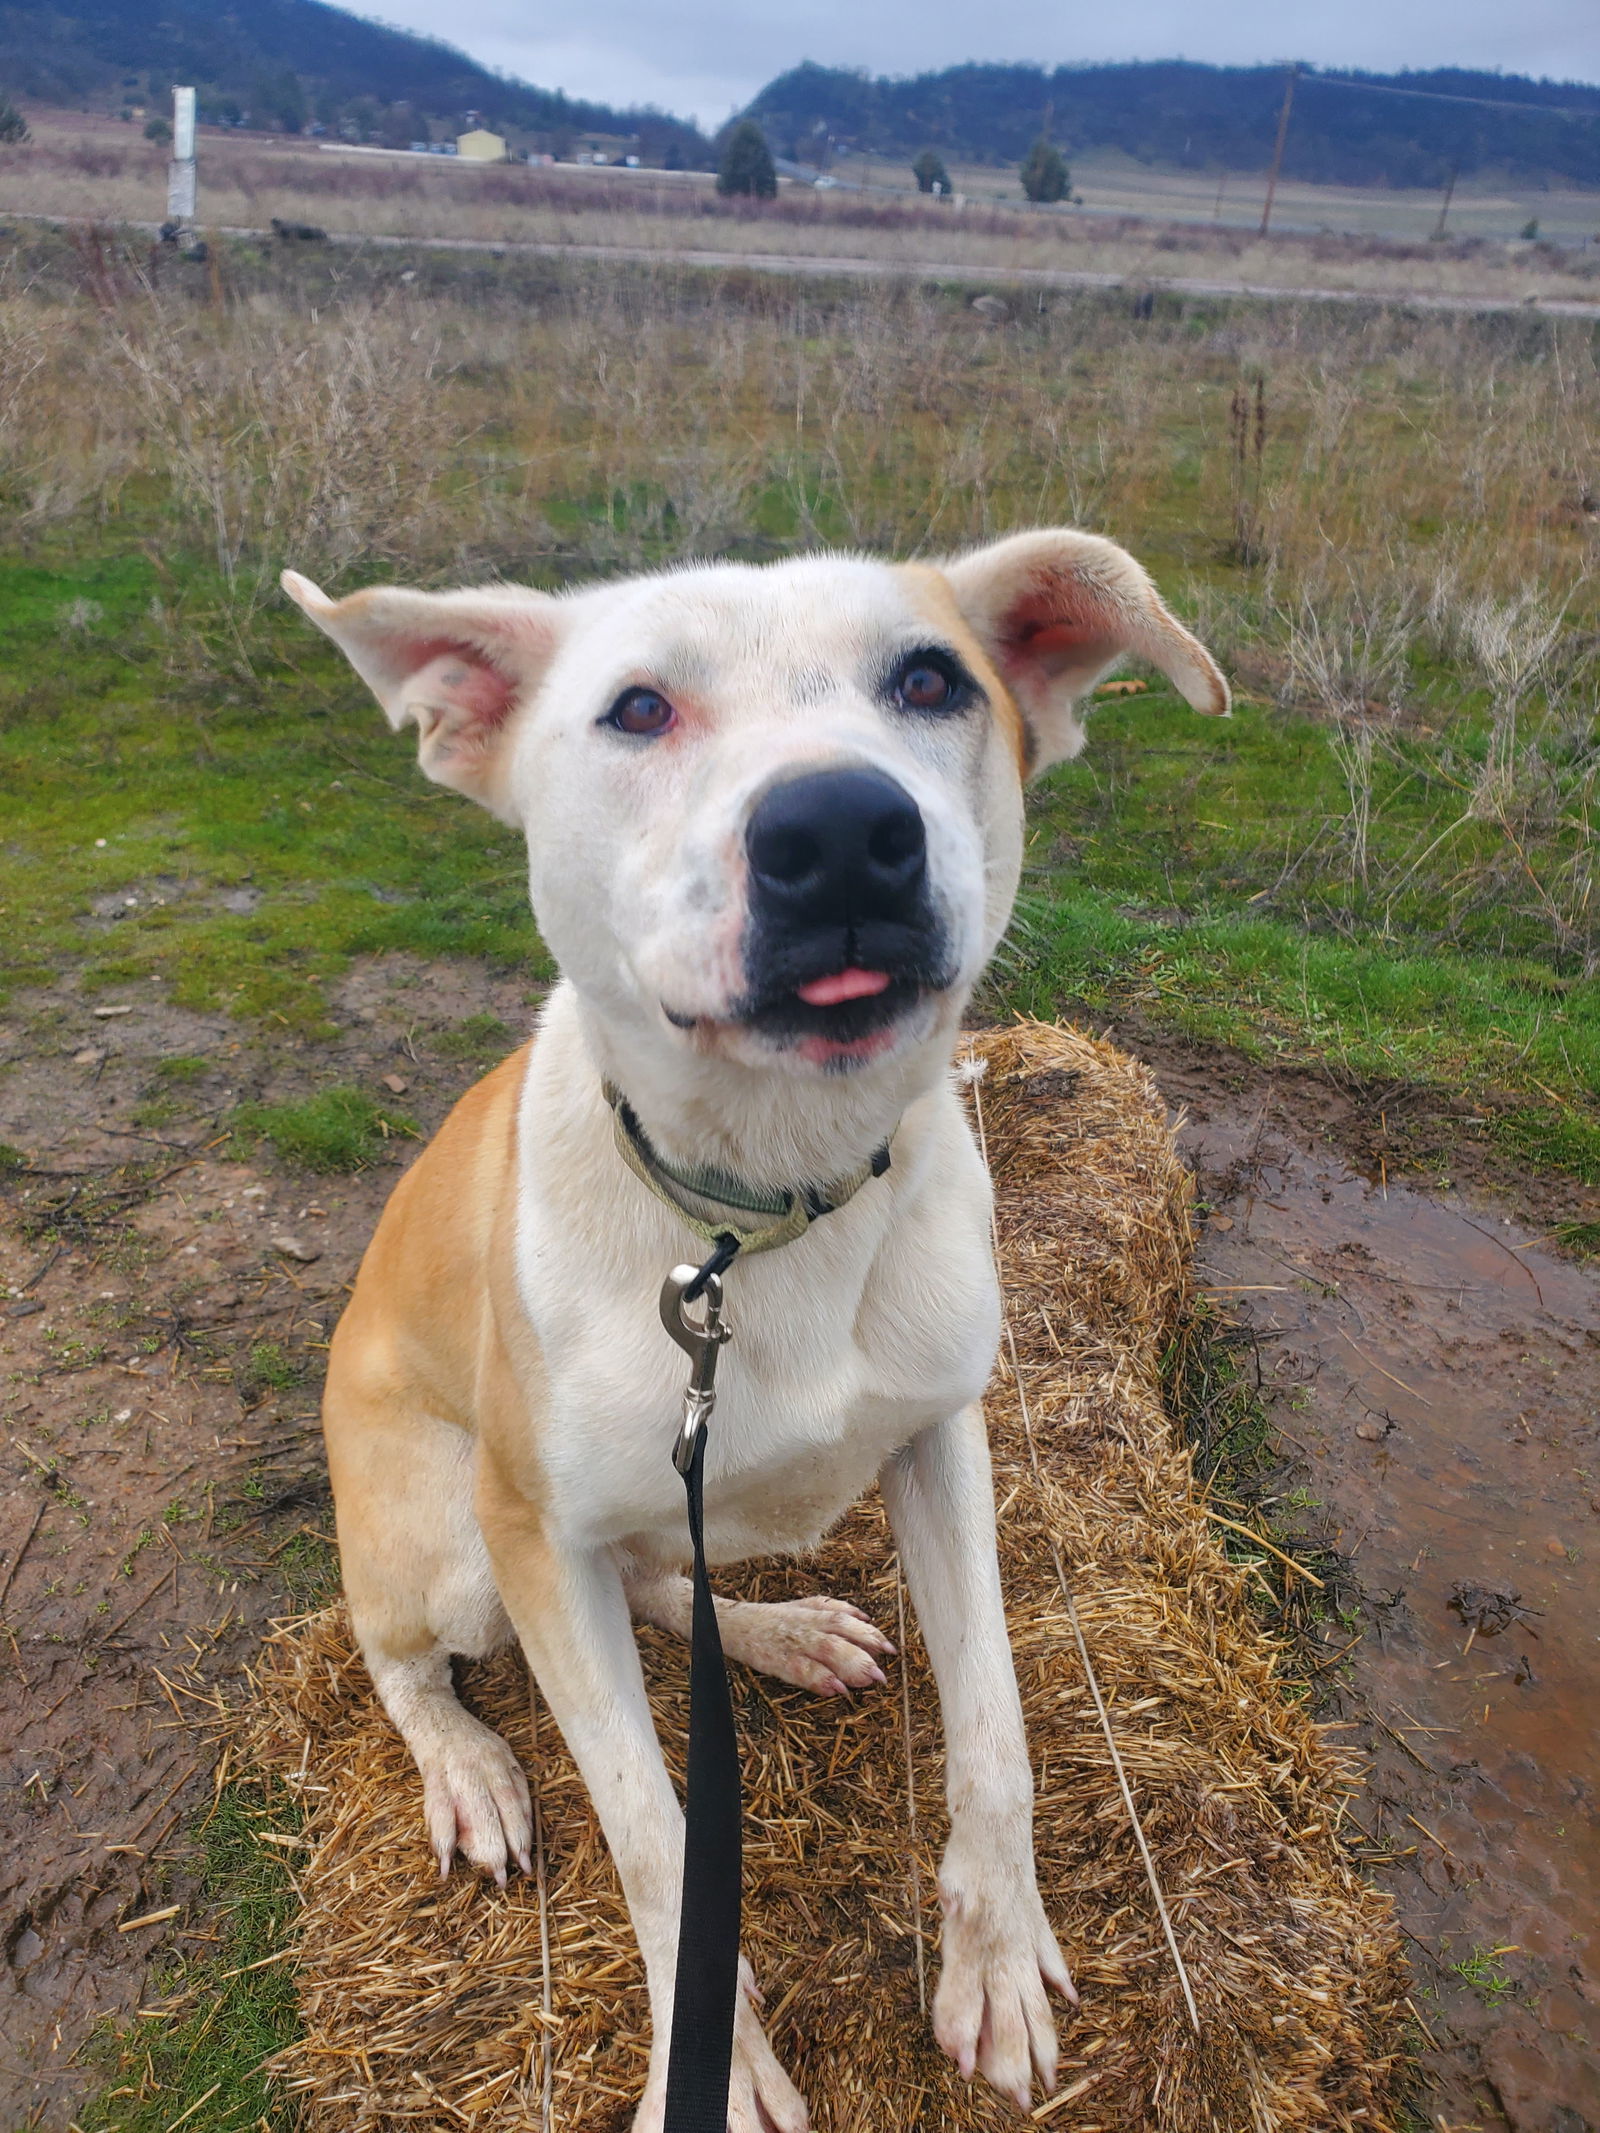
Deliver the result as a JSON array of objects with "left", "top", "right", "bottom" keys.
[{"left": 1181, "top": 1095, "right": 1600, "bottom": 2132}]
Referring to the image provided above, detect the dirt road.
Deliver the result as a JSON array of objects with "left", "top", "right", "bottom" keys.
[{"left": 7, "top": 210, "right": 1600, "bottom": 320}]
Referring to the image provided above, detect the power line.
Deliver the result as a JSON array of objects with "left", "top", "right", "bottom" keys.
[{"left": 1309, "top": 73, "right": 1600, "bottom": 121}]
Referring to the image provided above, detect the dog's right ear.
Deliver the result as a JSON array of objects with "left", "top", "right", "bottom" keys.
[{"left": 281, "top": 572, "right": 564, "bottom": 824}]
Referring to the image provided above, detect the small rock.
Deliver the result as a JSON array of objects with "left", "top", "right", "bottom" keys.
[
  {"left": 72, "top": 1047, "right": 104, "bottom": 1066},
  {"left": 93, "top": 1004, "right": 134, "bottom": 1018},
  {"left": 970, "top": 294, "right": 1010, "bottom": 322},
  {"left": 382, "top": 1073, "right": 409, "bottom": 1094},
  {"left": 271, "top": 1234, "right": 322, "bottom": 1264},
  {"left": 1590, "top": 1495, "right": 1600, "bottom": 1515},
  {"left": 1208, "top": 1214, "right": 1234, "bottom": 1232},
  {"left": 1355, "top": 1419, "right": 1386, "bottom": 1442},
  {"left": 1543, "top": 1537, "right": 1568, "bottom": 1558},
  {"left": 6, "top": 1299, "right": 45, "bottom": 1319}
]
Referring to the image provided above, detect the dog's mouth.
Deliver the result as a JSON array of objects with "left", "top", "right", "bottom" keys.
[{"left": 699, "top": 933, "right": 955, "bottom": 1067}]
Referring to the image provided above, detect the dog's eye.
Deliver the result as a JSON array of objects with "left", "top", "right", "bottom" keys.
[
  {"left": 603, "top": 687, "right": 677, "bottom": 738},
  {"left": 889, "top": 650, "right": 967, "bottom": 714}
]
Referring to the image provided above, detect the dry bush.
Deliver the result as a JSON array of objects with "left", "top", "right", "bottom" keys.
[{"left": 106, "top": 292, "right": 471, "bottom": 601}]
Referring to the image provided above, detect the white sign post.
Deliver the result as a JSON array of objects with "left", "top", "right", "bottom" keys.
[{"left": 166, "top": 86, "right": 197, "bottom": 233}]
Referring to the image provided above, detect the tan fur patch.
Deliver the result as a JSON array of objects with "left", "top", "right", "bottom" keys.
[{"left": 895, "top": 563, "right": 1033, "bottom": 776}]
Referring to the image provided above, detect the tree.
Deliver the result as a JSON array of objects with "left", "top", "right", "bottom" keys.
[
  {"left": 0, "top": 93, "right": 29, "bottom": 145},
  {"left": 255, "top": 69, "right": 308, "bottom": 135},
  {"left": 1020, "top": 136, "right": 1068, "bottom": 203},
  {"left": 912, "top": 148, "right": 950, "bottom": 194},
  {"left": 718, "top": 119, "right": 777, "bottom": 199},
  {"left": 144, "top": 115, "right": 172, "bottom": 143}
]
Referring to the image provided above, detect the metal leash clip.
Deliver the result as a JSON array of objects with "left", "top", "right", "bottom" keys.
[{"left": 660, "top": 1264, "right": 733, "bottom": 1474}]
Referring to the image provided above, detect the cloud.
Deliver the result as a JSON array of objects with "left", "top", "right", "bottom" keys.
[{"left": 363, "top": 0, "right": 1600, "bottom": 125}]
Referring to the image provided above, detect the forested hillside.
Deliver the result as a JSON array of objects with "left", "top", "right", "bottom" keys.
[
  {"left": 748, "top": 59, "right": 1600, "bottom": 187},
  {"left": 0, "top": 0, "right": 707, "bottom": 157}
]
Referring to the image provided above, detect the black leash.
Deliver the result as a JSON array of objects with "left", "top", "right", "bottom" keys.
[{"left": 660, "top": 1236, "right": 743, "bottom": 2133}]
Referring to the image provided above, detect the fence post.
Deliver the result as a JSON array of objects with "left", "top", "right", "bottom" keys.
[{"left": 167, "top": 86, "right": 197, "bottom": 238}]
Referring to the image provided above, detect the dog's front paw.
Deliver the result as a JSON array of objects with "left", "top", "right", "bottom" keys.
[
  {"left": 721, "top": 1593, "right": 894, "bottom": 1696},
  {"left": 633, "top": 1961, "right": 810, "bottom": 2132},
  {"left": 932, "top": 1870, "right": 1075, "bottom": 2111},
  {"left": 418, "top": 1717, "right": 532, "bottom": 1886}
]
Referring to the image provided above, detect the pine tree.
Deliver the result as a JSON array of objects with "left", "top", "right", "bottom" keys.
[
  {"left": 1020, "top": 136, "right": 1069, "bottom": 203},
  {"left": 912, "top": 148, "right": 951, "bottom": 194},
  {"left": 0, "top": 93, "right": 29, "bottom": 145},
  {"left": 718, "top": 119, "right": 777, "bottom": 199}
]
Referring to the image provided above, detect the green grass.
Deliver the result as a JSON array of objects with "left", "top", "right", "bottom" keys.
[
  {"left": 1448, "top": 1943, "right": 1522, "bottom": 2008},
  {"left": 985, "top": 681, "right": 1600, "bottom": 1188},
  {"left": 78, "top": 1787, "right": 302, "bottom": 2133},
  {"left": 0, "top": 554, "right": 553, "bottom": 1038},
  {"left": 4, "top": 539, "right": 1599, "bottom": 1200},
  {"left": 235, "top": 1340, "right": 302, "bottom": 1401},
  {"left": 436, "top": 1010, "right": 517, "bottom": 1060},
  {"left": 154, "top": 1054, "right": 214, "bottom": 1081},
  {"left": 230, "top": 1085, "right": 420, "bottom": 1173}
]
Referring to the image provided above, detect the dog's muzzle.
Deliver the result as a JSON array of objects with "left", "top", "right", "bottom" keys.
[{"left": 737, "top": 767, "right": 951, "bottom": 1048}]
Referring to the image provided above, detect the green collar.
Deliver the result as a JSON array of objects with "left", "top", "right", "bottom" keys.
[{"left": 604, "top": 1082, "right": 891, "bottom": 1256}]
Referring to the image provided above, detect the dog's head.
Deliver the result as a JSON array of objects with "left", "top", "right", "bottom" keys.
[{"left": 284, "top": 532, "right": 1225, "bottom": 1086}]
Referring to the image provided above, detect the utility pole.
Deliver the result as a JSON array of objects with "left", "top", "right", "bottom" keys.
[
  {"left": 1258, "top": 63, "right": 1298, "bottom": 237},
  {"left": 166, "top": 84, "right": 197, "bottom": 239},
  {"left": 1431, "top": 161, "right": 1459, "bottom": 241}
]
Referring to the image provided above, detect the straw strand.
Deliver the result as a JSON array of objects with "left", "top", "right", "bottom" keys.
[{"left": 969, "top": 1052, "right": 1203, "bottom": 2040}]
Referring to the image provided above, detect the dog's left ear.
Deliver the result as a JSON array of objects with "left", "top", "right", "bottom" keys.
[
  {"left": 281, "top": 572, "right": 565, "bottom": 823},
  {"left": 940, "top": 530, "right": 1229, "bottom": 774}
]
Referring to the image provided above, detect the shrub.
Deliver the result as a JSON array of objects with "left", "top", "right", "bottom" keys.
[
  {"left": 144, "top": 116, "right": 172, "bottom": 144},
  {"left": 718, "top": 119, "right": 776, "bottom": 200},
  {"left": 1020, "top": 136, "right": 1069, "bottom": 203},
  {"left": 912, "top": 148, "right": 951, "bottom": 195},
  {"left": 1519, "top": 218, "right": 1540, "bottom": 241},
  {"left": 0, "top": 93, "right": 28, "bottom": 145}
]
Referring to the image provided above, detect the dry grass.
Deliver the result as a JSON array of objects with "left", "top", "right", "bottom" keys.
[
  {"left": 4, "top": 113, "right": 1599, "bottom": 308},
  {"left": 3, "top": 251, "right": 1594, "bottom": 606},
  {"left": 239, "top": 1019, "right": 1408, "bottom": 2132}
]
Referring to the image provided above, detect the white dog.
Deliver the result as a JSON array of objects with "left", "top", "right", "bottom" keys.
[{"left": 284, "top": 531, "right": 1226, "bottom": 2130}]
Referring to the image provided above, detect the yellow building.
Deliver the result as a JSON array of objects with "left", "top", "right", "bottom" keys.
[{"left": 456, "top": 128, "right": 508, "bottom": 163}]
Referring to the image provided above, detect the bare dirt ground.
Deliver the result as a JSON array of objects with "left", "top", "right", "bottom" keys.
[
  {"left": 2, "top": 965, "right": 1597, "bottom": 2129},
  {"left": 0, "top": 957, "right": 540, "bottom": 2128}
]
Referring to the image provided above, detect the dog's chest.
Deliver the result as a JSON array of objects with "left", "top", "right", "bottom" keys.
[{"left": 538, "top": 1251, "right": 995, "bottom": 1562}]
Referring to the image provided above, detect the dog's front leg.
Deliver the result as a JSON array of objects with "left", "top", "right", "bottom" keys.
[
  {"left": 881, "top": 1405, "right": 1075, "bottom": 2110},
  {"left": 477, "top": 1478, "right": 810, "bottom": 2133}
]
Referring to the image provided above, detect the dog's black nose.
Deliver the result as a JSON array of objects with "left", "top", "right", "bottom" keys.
[{"left": 746, "top": 768, "right": 926, "bottom": 924}]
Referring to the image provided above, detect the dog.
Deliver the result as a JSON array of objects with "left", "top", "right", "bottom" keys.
[{"left": 283, "top": 531, "right": 1226, "bottom": 2130}]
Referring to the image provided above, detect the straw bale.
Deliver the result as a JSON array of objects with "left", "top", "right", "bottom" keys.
[{"left": 242, "top": 1019, "right": 1408, "bottom": 2131}]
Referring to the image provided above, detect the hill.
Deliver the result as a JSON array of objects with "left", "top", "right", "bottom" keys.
[
  {"left": 0, "top": 0, "right": 708, "bottom": 159},
  {"left": 747, "top": 59, "right": 1600, "bottom": 189}
]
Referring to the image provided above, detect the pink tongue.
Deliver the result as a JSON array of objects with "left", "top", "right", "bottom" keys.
[{"left": 797, "top": 968, "right": 892, "bottom": 1007}]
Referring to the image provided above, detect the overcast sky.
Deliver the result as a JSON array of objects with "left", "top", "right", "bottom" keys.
[{"left": 361, "top": 1, "right": 1598, "bottom": 129}]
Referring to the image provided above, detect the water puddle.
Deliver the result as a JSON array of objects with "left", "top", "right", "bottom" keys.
[{"left": 1181, "top": 1100, "right": 1599, "bottom": 2132}]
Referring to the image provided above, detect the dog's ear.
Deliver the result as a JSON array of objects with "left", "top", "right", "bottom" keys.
[
  {"left": 281, "top": 572, "right": 563, "bottom": 822},
  {"left": 940, "top": 530, "right": 1228, "bottom": 774}
]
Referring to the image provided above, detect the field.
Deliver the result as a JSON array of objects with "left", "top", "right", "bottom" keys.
[
  {"left": 3, "top": 217, "right": 1599, "bottom": 2131},
  {"left": 6, "top": 106, "right": 1600, "bottom": 311}
]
